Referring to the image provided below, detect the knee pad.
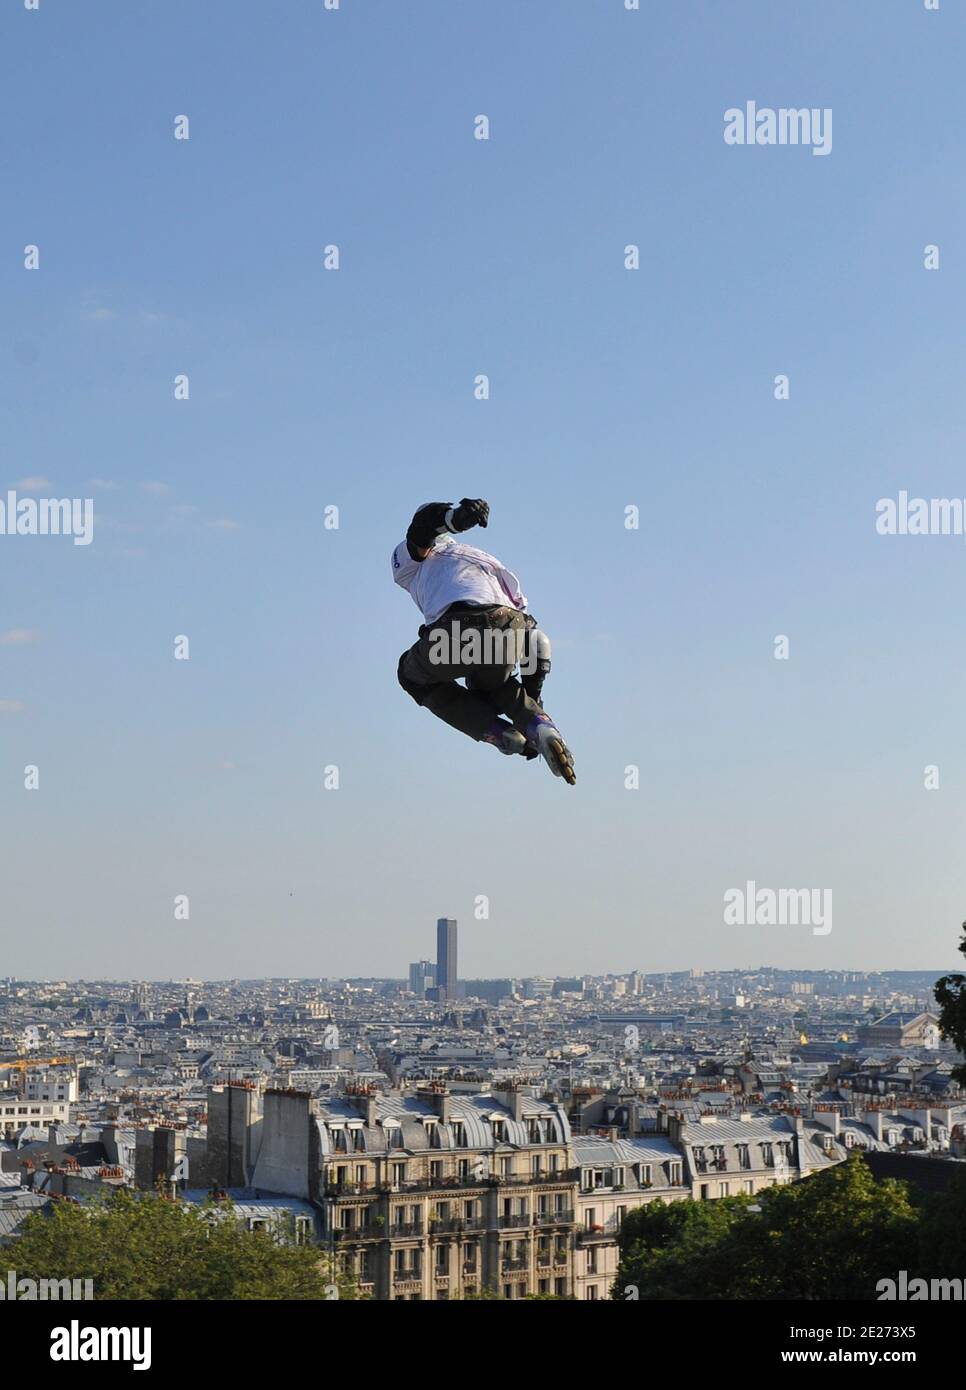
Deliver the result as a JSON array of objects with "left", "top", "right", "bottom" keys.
[
  {"left": 521, "top": 627, "right": 551, "bottom": 702},
  {"left": 521, "top": 627, "right": 552, "bottom": 680}
]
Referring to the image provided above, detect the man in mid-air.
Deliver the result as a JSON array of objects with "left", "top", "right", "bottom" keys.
[{"left": 392, "top": 498, "right": 575, "bottom": 785}]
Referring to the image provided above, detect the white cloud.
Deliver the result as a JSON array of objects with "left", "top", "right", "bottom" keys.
[
  {"left": 87, "top": 478, "right": 118, "bottom": 491},
  {"left": 0, "top": 629, "right": 38, "bottom": 646},
  {"left": 0, "top": 700, "right": 26, "bottom": 715},
  {"left": 207, "top": 519, "right": 240, "bottom": 531},
  {"left": 16, "top": 476, "right": 50, "bottom": 493},
  {"left": 141, "top": 481, "right": 172, "bottom": 497}
]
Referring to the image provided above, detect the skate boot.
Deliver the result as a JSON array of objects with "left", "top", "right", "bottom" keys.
[
  {"left": 526, "top": 712, "right": 576, "bottom": 785},
  {"left": 482, "top": 719, "right": 528, "bottom": 757}
]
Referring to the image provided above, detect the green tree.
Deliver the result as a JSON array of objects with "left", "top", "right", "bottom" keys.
[
  {"left": 615, "top": 1156, "right": 919, "bottom": 1300},
  {"left": 916, "top": 1166, "right": 966, "bottom": 1272},
  {"left": 12, "top": 1190, "right": 355, "bottom": 1301},
  {"left": 934, "top": 922, "right": 966, "bottom": 1086}
]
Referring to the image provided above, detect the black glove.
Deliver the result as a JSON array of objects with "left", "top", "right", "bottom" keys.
[{"left": 451, "top": 498, "right": 489, "bottom": 532}]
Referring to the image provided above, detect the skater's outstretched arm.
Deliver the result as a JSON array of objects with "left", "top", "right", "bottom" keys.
[{"left": 405, "top": 498, "right": 489, "bottom": 560}]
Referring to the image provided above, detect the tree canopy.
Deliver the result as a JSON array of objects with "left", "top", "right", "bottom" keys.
[
  {"left": 615, "top": 1155, "right": 920, "bottom": 1300},
  {"left": 934, "top": 921, "right": 966, "bottom": 1087},
  {"left": 12, "top": 1190, "right": 354, "bottom": 1301}
]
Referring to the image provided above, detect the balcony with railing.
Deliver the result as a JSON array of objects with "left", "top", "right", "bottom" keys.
[
  {"left": 533, "top": 1209, "right": 575, "bottom": 1226},
  {"left": 389, "top": 1221, "right": 423, "bottom": 1238},
  {"left": 331, "top": 1224, "right": 381, "bottom": 1243},
  {"left": 576, "top": 1227, "right": 613, "bottom": 1245},
  {"left": 497, "top": 1212, "right": 530, "bottom": 1230},
  {"left": 392, "top": 1276, "right": 422, "bottom": 1295},
  {"left": 494, "top": 1168, "right": 579, "bottom": 1188}
]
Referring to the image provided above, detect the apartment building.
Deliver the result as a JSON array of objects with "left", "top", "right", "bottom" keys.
[
  {"left": 250, "top": 1081, "right": 578, "bottom": 1300},
  {"left": 572, "top": 1134, "right": 689, "bottom": 1301},
  {"left": 0, "top": 1098, "right": 71, "bottom": 1138},
  {"left": 666, "top": 1110, "right": 846, "bottom": 1198},
  {"left": 0, "top": 1064, "right": 77, "bottom": 1137}
]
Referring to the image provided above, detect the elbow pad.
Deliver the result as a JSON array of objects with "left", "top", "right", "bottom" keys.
[{"left": 406, "top": 502, "right": 457, "bottom": 559}]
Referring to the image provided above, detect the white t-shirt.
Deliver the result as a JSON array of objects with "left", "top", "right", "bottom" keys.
[{"left": 391, "top": 534, "right": 528, "bottom": 624}]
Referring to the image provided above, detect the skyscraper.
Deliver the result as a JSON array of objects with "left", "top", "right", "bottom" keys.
[
  {"left": 408, "top": 960, "right": 435, "bottom": 997},
  {"left": 436, "top": 918, "right": 458, "bottom": 1000}
]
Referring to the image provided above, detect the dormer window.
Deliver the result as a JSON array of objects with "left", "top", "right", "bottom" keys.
[{"left": 348, "top": 1124, "right": 366, "bottom": 1152}]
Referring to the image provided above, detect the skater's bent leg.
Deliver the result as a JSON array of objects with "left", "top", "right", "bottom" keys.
[
  {"left": 398, "top": 647, "right": 503, "bottom": 742},
  {"left": 467, "top": 667, "right": 545, "bottom": 739}
]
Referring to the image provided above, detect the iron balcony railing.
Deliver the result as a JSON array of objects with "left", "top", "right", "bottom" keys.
[{"left": 533, "top": 1209, "right": 575, "bottom": 1225}]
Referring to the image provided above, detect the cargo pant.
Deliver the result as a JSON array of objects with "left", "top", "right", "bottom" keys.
[{"left": 397, "top": 605, "right": 545, "bottom": 742}]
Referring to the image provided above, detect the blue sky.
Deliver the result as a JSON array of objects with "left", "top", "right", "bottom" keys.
[{"left": 2, "top": 0, "right": 964, "bottom": 980}]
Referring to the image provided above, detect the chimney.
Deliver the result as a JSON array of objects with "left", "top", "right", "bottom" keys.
[
  {"left": 864, "top": 1108, "right": 884, "bottom": 1142},
  {"left": 346, "top": 1084, "right": 379, "bottom": 1126},
  {"left": 251, "top": 1089, "right": 314, "bottom": 1199},
  {"left": 418, "top": 1082, "right": 452, "bottom": 1123}
]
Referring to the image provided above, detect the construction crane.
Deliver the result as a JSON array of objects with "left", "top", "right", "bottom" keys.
[{"left": 0, "top": 1057, "right": 75, "bottom": 1077}]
